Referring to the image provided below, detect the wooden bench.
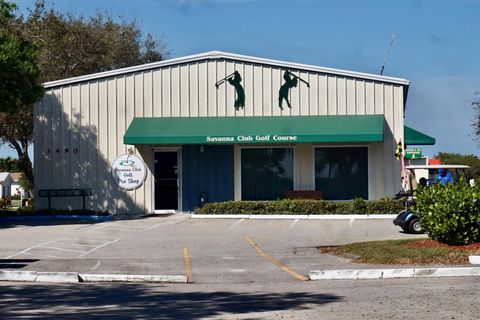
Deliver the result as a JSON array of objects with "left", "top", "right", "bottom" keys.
[
  {"left": 38, "top": 188, "right": 93, "bottom": 210},
  {"left": 284, "top": 190, "right": 322, "bottom": 200}
]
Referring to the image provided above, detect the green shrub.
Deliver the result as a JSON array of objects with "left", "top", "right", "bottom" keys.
[
  {"left": 367, "top": 198, "right": 405, "bottom": 215},
  {"left": 350, "top": 198, "right": 367, "bottom": 214},
  {"left": 195, "top": 198, "right": 403, "bottom": 215},
  {"left": 414, "top": 182, "right": 480, "bottom": 245}
]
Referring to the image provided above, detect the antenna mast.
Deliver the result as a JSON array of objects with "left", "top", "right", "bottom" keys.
[{"left": 380, "top": 34, "right": 395, "bottom": 76}]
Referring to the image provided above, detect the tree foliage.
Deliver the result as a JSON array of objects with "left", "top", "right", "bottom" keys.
[
  {"left": 435, "top": 152, "right": 480, "bottom": 181},
  {"left": 0, "top": 156, "right": 19, "bottom": 172},
  {"left": 472, "top": 92, "right": 480, "bottom": 147},
  {"left": 16, "top": 0, "right": 168, "bottom": 83},
  {"left": 0, "top": 106, "right": 34, "bottom": 190},
  {"left": 0, "top": 0, "right": 168, "bottom": 192},
  {"left": 0, "top": 0, "right": 43, "bottom": 113}
]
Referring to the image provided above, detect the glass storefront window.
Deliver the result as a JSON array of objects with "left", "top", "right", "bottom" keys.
[
  {"left": 241, "top": 148, "right": 293, "bottom": 200},
  {"left": 315, "top": 147, "right": 368, "bottom": 200}
]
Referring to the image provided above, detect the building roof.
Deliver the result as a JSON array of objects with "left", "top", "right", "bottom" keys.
[
  {"left": 43, "top": 51, "right": 410, "bottom": 89},
  {"left": 0, "top": 172, "right": 9, "bottom": 183},
  {"left": 9, "top": 173, "right": 23, "bottom": 183}
]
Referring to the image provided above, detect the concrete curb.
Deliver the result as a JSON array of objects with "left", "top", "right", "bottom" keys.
[
  {"left": 250, "top": 214, "right": 309, "bottom": 220},
  {"left": 36, "top": 272, "right": 79, "bottom": 283},
  {"left": 0, "top": 270, "right": 38, "bottom": 282},
  {"left": 0, "top": 270, "right": 187, "bottom": 284},
  {"left": 469, "top": 255, "right": 480, "bottom": 264},
  {"left": 309, "top": 267, "right": 480, "bottom": 280},
  {"left": 192, "top": 214, "right": 397, "bottom": 220},
  {"left": 78, "top": 273, "right": 187, "bottom": 283}
]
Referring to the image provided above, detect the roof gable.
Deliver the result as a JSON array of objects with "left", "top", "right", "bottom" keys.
[
  {"left": 0, "top": 172, "right": 10, "bottom": 183},
  {"left": 9, "top": 172, "right": 22, "bottom": 182},
  {"left": 43, "top": 51, "right": 409, "bottom": 89}
]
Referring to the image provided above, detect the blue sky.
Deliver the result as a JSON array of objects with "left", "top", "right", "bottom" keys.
[{"left": 2, "top": 0, "right": 480, "bottom": 159}]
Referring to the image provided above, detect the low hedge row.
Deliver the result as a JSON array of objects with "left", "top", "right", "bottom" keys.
[{"left": 195, "top": 198, "right": 403, "bottom": 215}]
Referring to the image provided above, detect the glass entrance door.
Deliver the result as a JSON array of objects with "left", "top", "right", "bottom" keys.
[{"left": 154, "top": 151, "right": 178, "bottom": 210}]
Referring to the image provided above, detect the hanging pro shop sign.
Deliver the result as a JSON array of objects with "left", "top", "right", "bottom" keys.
[{"left": 112, "top": 154, "right": 147, "bottom": 190}]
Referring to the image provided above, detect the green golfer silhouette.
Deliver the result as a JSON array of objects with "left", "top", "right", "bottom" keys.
[
  {"left": 228, "top": 71, "right": 245, "bottom": 110},
  {"left": 279, "top": 71, "right": 298, "bottom": 110}
]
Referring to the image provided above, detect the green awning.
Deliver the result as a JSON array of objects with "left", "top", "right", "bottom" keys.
[
  {"left": 404, "top": 126, "right": 436, "bottom": 145},
  {"left": 124, "top": 115, "right": 384, "bottom": 145}
]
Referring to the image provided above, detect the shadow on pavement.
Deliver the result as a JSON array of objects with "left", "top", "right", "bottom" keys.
[
  {"left": 0, "top": 213, "right": 177, "bottom": 229},
  {"left": 0, "top": 220, "right": 102, "bottom": 229},
  {"left": 0, "top": 259, "right": 39, "bottom": 269},
  {"left": 0, "top": 283, "right": 341, "bottom": 319}
]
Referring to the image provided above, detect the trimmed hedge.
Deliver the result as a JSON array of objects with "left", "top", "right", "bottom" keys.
[{"left": 195, "top": 198, "right": 403, "bottom": 215}]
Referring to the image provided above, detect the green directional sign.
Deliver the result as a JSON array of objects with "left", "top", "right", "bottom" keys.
[{"left": 405, "top": 148, "right": 422, "bottom": 159}]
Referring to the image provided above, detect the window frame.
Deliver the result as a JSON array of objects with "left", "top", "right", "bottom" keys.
[
  {"left": 312, "top": 144, "right": 370, "bottom": 200},
  {"left": 239, "top": 145, "right": 296, "bottom": 201}
]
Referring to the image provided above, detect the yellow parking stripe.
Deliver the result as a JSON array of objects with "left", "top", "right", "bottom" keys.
[
  {"left": 244, "top": 236, "right": 308, "bottom": 281},
  {"left": 183, "top": 247, "right": 193, "bottom": 283}
]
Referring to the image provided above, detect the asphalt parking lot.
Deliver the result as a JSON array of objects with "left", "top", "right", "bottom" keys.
[{"left": 0, "top": 215, "right": 424, "bottom": 284}]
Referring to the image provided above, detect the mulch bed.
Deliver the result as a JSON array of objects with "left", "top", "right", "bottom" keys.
[
  {"left": 319, "top": 239, "right": 480, "bottom": 265},
  {"left": 402, "top": 239, "right": 480, "bottom": 252}
]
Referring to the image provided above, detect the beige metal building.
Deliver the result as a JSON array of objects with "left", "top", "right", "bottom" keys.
[{"left": 34, "top": 51, "right": 434, "bottom": 214}]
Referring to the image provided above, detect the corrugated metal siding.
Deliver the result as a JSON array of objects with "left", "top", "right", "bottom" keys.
[
  {"left": 181, "top": 145, "right": 234, "bottom": 211},
  {"left": 34, "top": 57, "right": 404, "bottom": 213}
]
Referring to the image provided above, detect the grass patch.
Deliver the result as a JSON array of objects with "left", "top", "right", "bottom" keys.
[{"left": 319, "top": 239, "right": 480, "bottom": 265}]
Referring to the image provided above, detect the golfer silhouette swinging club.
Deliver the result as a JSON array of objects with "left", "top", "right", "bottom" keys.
[
  {"left": 278, "top": 70, "right": 309, "bottom": 110},
  {"left": 215, "top": 71, "right": 245, "bottom": 110}
]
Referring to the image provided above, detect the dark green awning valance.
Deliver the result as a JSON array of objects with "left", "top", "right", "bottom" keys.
[
  {"left": 124, "top": 115, "right": 385, "bottom": 145},
  {"left": 404, "top": 126, "right": 436, "bottom": 145}
]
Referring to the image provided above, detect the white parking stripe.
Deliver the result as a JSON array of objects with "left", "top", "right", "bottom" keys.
[
  {"left": 77, "top": 239, "right": 120, "bottom": 258},
  {"left": 91, "top": 261, "right": 102, "bottom": 271},
  {"left": 20, "top": 251, "right": 62, "bottom": 259},
  {"left": 4, "top": 238, "right": 67, "bottom": 259},
  {"left": 230, "top": 219, "right": 245, "bottom": 229},
  {"left": 80, "top": 238, "right": 118, "bottom": 243},
  {"left": 289, "top": 219, "right": 299, "bottom": 229},
  {"left": 37, "top": 246, "right": 85, "bottom": 253},
  {"left": 144, "top": 224, "right": 162, "bottom": 231}
]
